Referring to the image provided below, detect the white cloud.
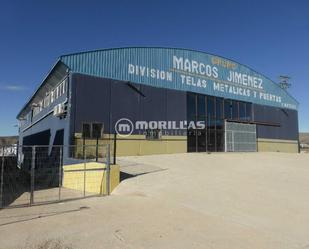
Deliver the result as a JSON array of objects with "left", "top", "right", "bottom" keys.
[{"left": 0, "top": 85, "right": 27, "bottom": 91}]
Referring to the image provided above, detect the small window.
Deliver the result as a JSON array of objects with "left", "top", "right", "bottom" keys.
[
  {"left": 82, "top": 123, "right": 91, "bottom": 138},
  {"left": 145, "top": 129, "right": 162, "bottom": 140},
  {"left": 51, "top": 91, "right": 55, "bottom": 103},
  {"left": 56, "top": 86, "right": 60, "bottom": 98},
  {"left": 58, "top": 84, "right": 62, "bottom": 97},
  {"left": 61, "top": 82, "right": 64, "bottom": 95},
  {"left": 44, "top": 93, "right": 50, "bottom": 107},
  {"left": 62, "top": 79, "right": 67, "bottom": 95},
  {"left": 92, "top": 123, "right": 103, "bottom": 138}
]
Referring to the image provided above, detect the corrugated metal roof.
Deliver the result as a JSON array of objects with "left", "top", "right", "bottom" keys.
[
  {"left": 60, "top": 47, "right": 298, "bottom": 110},
  {"left": 17, "top": 47, "right": 299, "bottom": 118}
]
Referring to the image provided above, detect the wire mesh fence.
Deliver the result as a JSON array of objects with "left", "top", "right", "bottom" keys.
[
  {"left": 0, "top": 144, "right": 113, "bottom": 209},
  {"left": 225, "top": 121, "right": 257, "bottom": 152}
]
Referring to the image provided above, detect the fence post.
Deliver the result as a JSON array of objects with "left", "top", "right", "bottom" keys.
[
  {"left": 113, "top": 133, "right": 117, "bottom": 165},
  {"left": 96, "top": 137, "right": 99, "bottom": 162},
  {"left": 30, "top": 146, "right": 35, "bottom": 206},
  {"left": 232, "top": 131, "right": 235, "bottom": 152},
  {"left": 106, "top": 144, "right": 110, "bottom": 195},
  {"left": 224, "top": 121, "right": 227, "bottom": 152},
  {"left": 0, "top": 147, "right": 5, "bottom": 209},
  {"left": 83, "top": 145, "right": 86, "bottom": 197},
  {"left": 58, "top": 146, "right": 62, "bottom": 201}
]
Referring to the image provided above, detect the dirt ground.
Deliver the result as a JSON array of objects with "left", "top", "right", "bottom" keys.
[{"left": 1, "top": 152, "right": 309, "bottom": 249}]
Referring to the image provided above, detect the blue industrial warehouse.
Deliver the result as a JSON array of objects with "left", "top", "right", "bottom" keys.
[{"left": 17, "top": 47, "right": 299, "bottom": 164}]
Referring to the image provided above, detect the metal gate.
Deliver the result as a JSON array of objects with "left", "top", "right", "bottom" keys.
[{"left": 225, "top": 121, "right": 257, "bottom": 152}]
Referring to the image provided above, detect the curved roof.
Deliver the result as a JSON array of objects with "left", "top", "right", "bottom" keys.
[
  {"left": 18, "top": 47, "right": 298, "bottom": 118},
  {"left": 60, "top": 47, "right": 298, "bottom": 110}
]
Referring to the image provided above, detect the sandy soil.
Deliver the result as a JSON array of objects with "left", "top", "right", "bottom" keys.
[{"left": 0, "top": 152, "right": 309, "bottom": 249}]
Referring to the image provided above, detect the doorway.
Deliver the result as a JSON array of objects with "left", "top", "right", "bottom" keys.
[{"left": 187, "top": 93, "right": 224, "bottom": 152}]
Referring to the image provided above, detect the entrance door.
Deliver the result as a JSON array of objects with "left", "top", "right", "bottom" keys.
[{"left": 187, "top": 93, "right": 224, "bottom": 152}]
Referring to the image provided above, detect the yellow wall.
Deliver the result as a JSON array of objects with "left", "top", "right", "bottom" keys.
[
  {"left": 74, "top": 134, "right": 299, "bottom": 155},
  {"left": 74, "top": 134, "right": 112, "bottom": 159},
  {"left": 74, "top": 134, "right": 187, "bottom": 157},
  {"left": 115, "top": 135, "right": 187, "bottom": 156},
  {"left": 257, "top": 138, "right": 299, "bottom": 153},
  {"left": 62, "top": 162, "right": 119, "bottom": 195}
]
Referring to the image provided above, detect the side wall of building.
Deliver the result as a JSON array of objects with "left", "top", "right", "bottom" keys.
[
  {"left": 253, "top": 104, "right": 299, "bottom": 153},
  {"left": 70, "top": 73, "right": 187, "bottom": 156},
  {"left": 70, "top": 74, "right": 299, "bottom": 155}
]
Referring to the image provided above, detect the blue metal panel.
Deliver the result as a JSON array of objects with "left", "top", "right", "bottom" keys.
[
  {"left": 60, "top": 47, "right": 298, "bottom": 110},
  {"left": 254, "top": 104, "right": 299, "bottom": 140}
]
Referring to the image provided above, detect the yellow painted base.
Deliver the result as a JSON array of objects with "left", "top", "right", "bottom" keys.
[
  {"left": 62, "top": 162, "right": 120, "bottom": 195},
  {"left": 74, "top": 134, "right": 187, "bottom": 157},
  {"left": 257, "top": 138, "right": 299, "bottom": 153},
  {"left": 115, "top": 135, "right": 187, "bottom": 156}
]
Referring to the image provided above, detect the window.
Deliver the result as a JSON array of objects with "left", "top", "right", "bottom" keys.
[
  {"left": 207, "top": 130, "right": 216, "bottom": 152},
  {"left": 62, "top": 79, "right": 67, "bottom": 95},
  {"left": 216, "top": 130, "right": 224, "bottom": 151},
  {"left": 216, "top": 97, "right": 223, "bottom": 119},
  {"left": 207, "top": 96, "right": 215, "bottom": 117},
  {"left": 32, "top": 106, "right": 39, "bottom": 117},
  {"left": 56, "top": 86, "right": 59, "bottom": 99},
  {"left": 246, "top": 103, "right": 252, "bottom": 121},
  {"left": 187, "top": 94, "right": 197, "bottom": 152},
  {"left": 207, "top": 117, "right": 216, "bottom": 130},
  {"left": 82, "top": 123, "right": 91, "bottom": 138},
  {"left": 224, "top": 100, "right": 232, "bottom": 119},
  {"left": 197, "top": 95, "right": 205, "bottom": 117},
  {"left": 51, "top": 91, "right": 55, "bottom": 103},
  {"left": 187, "top": 93, "right": 196, "bottom": 120},
  {"left": 239, "top": 102, "right": 246, "bottom": 121},
  {"left": 61, "top": 82, "right": 64, "bottom": 95},
  {"left": 44, "top": 93, "right": 50, "bottom": 108},
  {"left": 145, "top": 129, "right": 162, "bottom": 140},
  {"left": 82, "top": 122, "right": 104, "bottom": 139},
  {"left": 92, "top": 123, "right": 103, "bottom": 138},
  {"left": 232, "top": 100, "right": 239, "bottom": 120}
]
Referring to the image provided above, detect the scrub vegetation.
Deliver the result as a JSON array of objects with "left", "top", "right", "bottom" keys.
[{"left": 0, "top": 136, "right": 17, "bottom": 146}]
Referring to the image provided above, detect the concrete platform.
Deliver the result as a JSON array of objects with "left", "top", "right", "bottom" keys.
[
  {"left": 1, "top": 152, "right": 309, "bottom": 249},
  {"left": 8, "top": 187, "right": 90, "bottom": 207},
  {"left": 118, "top": 158, "right": 166, "bottom": 176}
]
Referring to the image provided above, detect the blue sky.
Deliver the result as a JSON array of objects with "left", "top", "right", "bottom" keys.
[{"left": 0, "top": 0, "right": 308, "bottom": 135}]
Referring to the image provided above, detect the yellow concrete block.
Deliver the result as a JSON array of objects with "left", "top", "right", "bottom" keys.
[
  {"left": 257, "top": 139, "right": 298, "bottom": 153},
  {"left": 116, "top": 135, "right": 187, "bottom": 156},
  {"left": 116, "top": 139, "right": 141, "bottom": 156},
  {"left": 166, "top": 140, "right": 187, "bottom": 153},
  {"left": 62, "top": 162, "right": 119, "bottom": 195},
  {"left": 73, "top": 134, "right": 187, "bottom": 156}
]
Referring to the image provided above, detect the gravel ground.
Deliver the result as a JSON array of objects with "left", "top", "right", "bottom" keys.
[{"left": 1, "top": 152, "right": 309, "bottom": 249}]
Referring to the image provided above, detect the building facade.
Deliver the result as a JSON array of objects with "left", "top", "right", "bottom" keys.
[{"left": 17, "top": 47, "right": 299, "bottom": 162}]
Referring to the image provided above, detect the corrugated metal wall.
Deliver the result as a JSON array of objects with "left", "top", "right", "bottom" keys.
[
  {"left": 253, "top": 104, "right": 299, "bottom": 140},
  {"left": 71, "top": 73, "right": 187, "bottom": 136},
  {"left": 71, "top": 74, "right": 299, "bottom": 144}
]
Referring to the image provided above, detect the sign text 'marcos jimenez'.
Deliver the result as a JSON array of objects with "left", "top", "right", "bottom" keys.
[{"left": 172, "top": 56, "right": 264, "bottom": 90}]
